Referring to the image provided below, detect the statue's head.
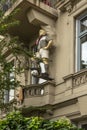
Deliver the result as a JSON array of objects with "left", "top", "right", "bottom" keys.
[{"left": 39, "top": 29, "right": 46, "bottom": 36}]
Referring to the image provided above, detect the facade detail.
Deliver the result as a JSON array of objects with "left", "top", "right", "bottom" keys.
[
  {"left": 73, "top": 70, "right": 87, "bottom": 87},
  {"left": 0, "top": 0, "right": 87, "bottom": 129},
  {"left": 30, "top": 28, "right": 54, "bottom": 84}
]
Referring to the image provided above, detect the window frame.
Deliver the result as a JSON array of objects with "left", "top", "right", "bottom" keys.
[
  {"left": 4, "top": 58, "right": 16, "bottom": 103},
  {"left": 78, "top": 120, "right": 87, "bottom": 129},
  {"left": 76, "top": 11, "right": 87, "bottom": 72}
]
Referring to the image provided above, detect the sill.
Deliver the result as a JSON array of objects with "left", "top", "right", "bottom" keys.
[
  {"left": 63, "top": 68, "right": 87, "bottom": 87},
  {"left": 64, "top": 68, "right": 87, "bottom": 80}
]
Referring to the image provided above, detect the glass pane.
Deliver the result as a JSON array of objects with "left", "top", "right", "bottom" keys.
[
  {"left": 81, "top": 35, "right": 87, "bottom": 69},
  {"left": 9, "top": 61, "right": 15, "bottom": 101},
  {"left": 9, "top": 89, "right": 14, "bottom": 101},
  {"left": 82, "top": 124, "right": 87, "bottom": 130},
  {"left": 4, "top": 90, "right": 9, "bottom": 103},
  {"left": 80, "top": 16, "right": 87, "bottom": 33}
]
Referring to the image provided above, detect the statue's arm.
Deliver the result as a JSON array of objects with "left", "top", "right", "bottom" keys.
[{"left": 44, "top": 40, "right": 53, "bottom": 50}]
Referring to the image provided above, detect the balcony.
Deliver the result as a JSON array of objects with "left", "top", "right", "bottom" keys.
[
  {"left": 0, "top": 0, "right": 57, "bottom": 13},
  {"left": 9, "top": 69, "right": 87, "bottom": 118},
  {"left": 16, "top": 81, "right": 55, "bottom": 110},
  {"left": 1, "top": 0, "right": 58, "bottom": 42}
]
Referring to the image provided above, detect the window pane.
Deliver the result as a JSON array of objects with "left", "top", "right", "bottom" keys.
[
  {"left": 4, "top": 60, "right": 15, "bottom": 103},
  {"left": 80, "top": 16, "right": 87, "bottom": 33},
  {"left": 82, "top": 124, "right": 87, "bottom": 130},
  {"left": 9, "top": 89, "right": 14, "bottom": 101},
  {"left": 9, "top": 61, "right": 15, "bottom": 101},
  {"left": 4, "top": 90, "right": 9, "bottom": 103},
  {"left": 81, "top": 35, "right": 87, "bottom": 69}
]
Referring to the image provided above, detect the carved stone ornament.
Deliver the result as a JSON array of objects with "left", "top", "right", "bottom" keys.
[
  {"left": 65, "top": 2, "right": 73, "bottom": 13},
  {"left": 73, "top": 72, "right": 87, "bottom": 87},
  {"left": 59, "top": 1, "right": 73, "bottom": 13}
]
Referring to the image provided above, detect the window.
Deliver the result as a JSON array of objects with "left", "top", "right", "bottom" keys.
[
  {"left": 78, "top": 121, "right": 87, "bottom": 130},
  {"left": 9, "top": 63, "right": 15, "bottom": 101},
  {"left": 82, "top": 124, "right": 87, "bottom": 130},
  {"left": 4, "top": 60, "right": 15, "bottom": 103},
  {"left": 76, "top": 12, "right": 87, "bottom": 71}
]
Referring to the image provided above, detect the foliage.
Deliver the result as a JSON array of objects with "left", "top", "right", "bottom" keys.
[
  {"left": 0, "top": 8, "right": 20, "bottom": 35},
  {"left": 0, "top": 111, "right": 83, "bottom": 130},
  {"left": 0, "top": 4, "right": 32, "bottom": 109}
]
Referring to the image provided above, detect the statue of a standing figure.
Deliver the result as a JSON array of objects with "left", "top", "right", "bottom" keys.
[
  {"left": 31, "top": 26, "right": 55, "bottom": 84},
  {"left": 36, "top": 29, "right": 53, "bottom": 80}
]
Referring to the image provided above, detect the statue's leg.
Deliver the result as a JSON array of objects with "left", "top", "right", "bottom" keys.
[
  {"left": 39, "top": 49, "right": 49, "bottom": 79},
  {"left": 44, "top": 63, "right": 49, "bottom": 74},
  {"left": 39, "top": 62, "right": 46, "bottom": 74},
  {"left": 42, "top": 58, "right": 49, "bottom": 74},
  {"left": 39, "top": 61, "right": 49, "bottom": 79},
  {"left": 31, "top": 75, "right": 38, "bottom": 84}
]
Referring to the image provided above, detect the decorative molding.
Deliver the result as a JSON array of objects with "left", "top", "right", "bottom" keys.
[
  {"left": 64, "top": 69, "right": 87, "bottom": 88},
  {"left": 24, "top": 86, "right": 44, "bottom": 97},
  {"left": 73, "top": 72, "right": 87, "bottom": 87},
  {"left": 65, "top": 2, "right": 73, "bottom": 13},
  {"left": 57, "top": 0, "right": 82, "bottom": 13},
  {"left": 59, "top": 1, "right": 73, "bottom": 13}
]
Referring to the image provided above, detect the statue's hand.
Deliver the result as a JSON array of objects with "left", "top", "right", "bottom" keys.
[{"left": 43, "top": 46, "right": 48, "bottom": 50}]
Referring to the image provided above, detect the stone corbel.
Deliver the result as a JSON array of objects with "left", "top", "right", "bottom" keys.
[
  {"left": 65, "top": 2, "right": 73, "bottom": 13},
  {"left": 59, "top": 1, "right": 73, "bottom": 13}
]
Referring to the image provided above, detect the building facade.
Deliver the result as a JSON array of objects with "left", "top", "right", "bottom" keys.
[{"left": 0, "top": 0, "right": 87, "bottom": 129}]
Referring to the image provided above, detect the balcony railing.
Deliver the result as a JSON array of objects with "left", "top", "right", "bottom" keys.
[
  {"left": 16, "top": 81, "right": 55, "bottom": 108},
  {"left": 0, "top": 0, "right": 57, "bottom": 13},
  {"left": 24, "top": 85, "right": 44, "bottom": 97}
]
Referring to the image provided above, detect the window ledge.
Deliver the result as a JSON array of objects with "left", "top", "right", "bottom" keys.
[{"left": 64, "top": 69, "right": 87, "bottom": 87}]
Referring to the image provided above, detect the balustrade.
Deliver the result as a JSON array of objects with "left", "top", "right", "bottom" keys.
[
  {"left": 22, "top": 81, "right": 55, "bottom": 107},
  {"left": 24, "top": 85, "right": 44, "bottom": 98}
]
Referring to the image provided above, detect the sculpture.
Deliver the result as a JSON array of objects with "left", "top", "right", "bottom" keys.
[
  {"left": 31, "top": 26, "right": 55, "bottom": 84},
  {"left": 36, "top": 29, "right": 53, "bottom": 79}
]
